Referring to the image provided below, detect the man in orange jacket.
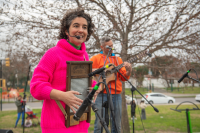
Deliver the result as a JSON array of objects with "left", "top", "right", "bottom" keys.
[{"left": 90, "top": 36, "right": 132, "bottom": 133}]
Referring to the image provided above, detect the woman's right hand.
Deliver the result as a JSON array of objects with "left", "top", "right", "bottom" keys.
[
  {"left": 50, "top": 89, "right": 83, "bottom": 113},
  {"left": 60, "top": 91, "right": 83, "bottom": 113}
]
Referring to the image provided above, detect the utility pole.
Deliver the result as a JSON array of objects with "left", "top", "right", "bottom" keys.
[
  {"left": 148, "top": 58, "right": 152, "bottom": 93},
  {"left": 0, "top": 58, "right": 10, "bottom": 111},
  {"left": 0, "top": 60, "right": 2, "bottom": 111}
]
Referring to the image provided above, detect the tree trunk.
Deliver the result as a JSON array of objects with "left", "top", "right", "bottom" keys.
[{"left": 121, "top": 82, "right": 130, "bottom": 133}]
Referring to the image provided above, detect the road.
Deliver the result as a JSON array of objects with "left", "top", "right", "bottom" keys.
[
  {"left": 1, "top": 98, "right": 200, "bottom": 111},
  {"left": 175, "top": 97, "right": 198, "bottom": 104},
  {"left": 137, "top": 97, "right": 199, "bottom": 105},
  {"left": 2, "top": 101, "right": 43, "bottom": 111}
]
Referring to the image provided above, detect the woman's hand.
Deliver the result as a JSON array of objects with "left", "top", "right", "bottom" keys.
[
  {"left": 50, "top": 89, "right": 83, "bottom": 113},
  {"left": 60, "top": 91, "right": 83, "bottom": 113}
]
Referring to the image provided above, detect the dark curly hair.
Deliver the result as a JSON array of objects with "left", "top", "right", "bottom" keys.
[{"left": 58, "top": 9, "right": 95, "bottom": 42}]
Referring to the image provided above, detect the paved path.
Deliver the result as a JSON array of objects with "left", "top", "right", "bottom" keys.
[
  {"left": 2, "top": 98, "right": 200, "bottom": 111},
  {"left": 135, "top": 93, "right": 197, "bottom": 98},
  {"left": 159, "top": 93, "right": 197, "bottom": 97},
  {"left": 2, "top": 101, "right": 43, "bottom": 111}
]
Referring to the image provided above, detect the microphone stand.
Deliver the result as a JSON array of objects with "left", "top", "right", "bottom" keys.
[
  {"left": 99, "top": 71, "right": 120, "bottom": 133},
  {"left": 92, "top": 103, "right": 110, "bottom": 133},
  {"left": 73, "top": 82, "right": 111, "bottom": 133},
  {"left": 114, "top": 67, "right": 159, "bottom": 113},
  {"left": 22, "top": 64, "right": 31, "bottom": 133},
  {"left": 130, "top": 87, "right": 135, "bottom": 133},
  {"left": 102, "top": 101, "right": 109, "bottom": 127},
  {"left": 96, "top": 48, "right": 114, "bottom": 133},
  {"left": 186, "top": 75, "right": 200, "bottom": 84},
  {"left": 97, "top": 48, "right": 113, "bottom": 82},
  {"left": 98, "top": 71, "right": 120, "bottom": 133}
]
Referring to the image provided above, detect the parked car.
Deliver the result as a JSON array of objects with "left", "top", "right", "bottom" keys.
[
  {"left": 195, "top": 94, "right": 200, "bottom": 102},
  {"left": 141, "top": 93, "right": 175, "bottom": 104},
  {"left": 125, "top": 95, "right": 137, "bottom": 104}
]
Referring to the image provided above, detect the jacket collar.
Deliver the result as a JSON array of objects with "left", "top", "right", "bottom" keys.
[{"left": 57, "top": 39, "right": 86, "bottom": 55}]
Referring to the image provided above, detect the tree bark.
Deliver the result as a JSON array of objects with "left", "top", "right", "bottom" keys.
[{"left": 121, "top": 82, "right": 130, "bottom": 133}]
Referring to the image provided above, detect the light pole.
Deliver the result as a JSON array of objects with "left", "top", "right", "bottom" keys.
[
  {"left": 0, "top": 60, "right": 2, "bottom": 111},
  {"left": 15, "top": 71, "right": 18, "bottom": 89},
  {"left": 0, "top": 57, "right": 10, "bottom": 111},
  {"left": 148, "top": 58, "right": 152, "bottom": 93}
]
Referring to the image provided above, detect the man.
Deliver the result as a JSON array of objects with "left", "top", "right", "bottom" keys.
[
  {"left": 90, "top": 36, "right": 132, "bottom": 133},
  {"left": 14, "top": 95, "right": 24, "bottom": 128}
]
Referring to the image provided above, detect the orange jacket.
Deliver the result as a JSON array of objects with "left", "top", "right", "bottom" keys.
[{"left": 90, "top": 53, "right": 130, "bottom": 94}]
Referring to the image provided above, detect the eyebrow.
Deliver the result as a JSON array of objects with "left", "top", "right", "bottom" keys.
[{"left": 73, "top": 23, "right": 88, "bottom": 27}]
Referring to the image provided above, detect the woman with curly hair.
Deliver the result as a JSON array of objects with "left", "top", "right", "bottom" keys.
[{"left": 30, "top": 9, "right": 95, "bottom": 133}]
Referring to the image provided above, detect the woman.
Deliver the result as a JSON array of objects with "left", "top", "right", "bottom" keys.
[
  {"left": 30, "top": 9, "right": 95, "bottom": 133},
  {"left": 139, "top": 100, "right": 147, "bottom": 120},
  {"left": 14, "top": 95, "right": 24, "bottom": 128}
]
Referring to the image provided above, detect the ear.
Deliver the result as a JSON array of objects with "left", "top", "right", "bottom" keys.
[
  {"left": 65, "top": 30, "right": 69, "bottom": 36},
  {"left": 100, "top": 45, "right": 104, "bottom": 51}
]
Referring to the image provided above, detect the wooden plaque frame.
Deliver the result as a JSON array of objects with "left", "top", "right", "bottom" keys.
[{"left": 66, "top": 61, "right": 93, "bottom": 128}]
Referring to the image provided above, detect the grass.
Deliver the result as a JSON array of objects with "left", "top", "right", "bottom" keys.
[
  {"left": 1, "top": 104, "right": 200, "bottom": 133},
  {"left": 125, "top": 87, "right": 149, "bottom": 96},
  {"left": 0, "top": 109, "right": 42, "bottom": 133},
  {"left": 165, "top": 87, "right": 200, "bottom": 94},
  {"left": 130, "top": 104, "right": 200, "bottom": 133}
]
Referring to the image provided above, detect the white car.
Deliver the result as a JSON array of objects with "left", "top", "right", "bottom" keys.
[
  {"left": 141, "top": 93, "right": 175, "bottom": 104},
  {"left": 195, "top": 94, "right": 200, "bottom": 102},
  {"left": 125, "top": 95, "right": 137, "bottom": 104}
]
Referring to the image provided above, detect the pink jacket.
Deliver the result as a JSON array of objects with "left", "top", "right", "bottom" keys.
[{"left": 30, "top": 39, "right": 95, "bottom": 133}]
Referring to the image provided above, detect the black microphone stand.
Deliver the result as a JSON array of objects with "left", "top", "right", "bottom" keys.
[
  {"left": 92, "top": 103, "right": 111, "bottom": 133},
  {"left": 22, "top": 64, "right": 31, "bottom": 133},
  {"left": 96, "top": 48, "right": 118, "bottom": 133},
  {"left": 179, "top": 69, "right": 200, "bottom": 84},
  {"left": 73, "top": 82, "right": 111, "bottom": 133},
  {"left": 114, "top": 67, "right": 159, "bottom": 113},
  {"left": 186, "top": 75, "right": 200, "bottom": 84},
  {"left": 130, "top": 86, "right": 136, "bottom": 133},
  {"left": 112, "top": 67, "right": 158, "bottom": 133},
  {"left": 99, "top": 71, "right": 120, "bottom": 133},
  {"left": 102, "top": 101, "right": 109, "bottom": 127}
]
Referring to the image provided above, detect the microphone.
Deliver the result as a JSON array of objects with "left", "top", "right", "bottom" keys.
[
  {"left": 88, "top": 64, "right": 112, "bottom": 77},
  {"left": 106, "top": 45, "right": 114, "bottom": 50},
  {"left": 178, "top": 69, "right": 191, "bottom": 83},
  {"left": 69, "top": 34, "right": 80, "bottom": 39},
  {"left": 73, "top": 83, "right": 100, "bottom": 121},
  {"left": 67, "top": 30, "right": 80, "bottom": 39}
]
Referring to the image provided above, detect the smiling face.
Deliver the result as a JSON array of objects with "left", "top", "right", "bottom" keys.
[{"left": 65, "top": 17, "right": 88, "bottom": 46}]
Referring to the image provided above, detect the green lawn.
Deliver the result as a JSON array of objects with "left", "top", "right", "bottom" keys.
[
  {"left": 165, "top": 87, "right": 200, "bottom": 94},
  {"left": 125, "top": 87, "right": 149, "bottom": 96},
  {"left": 1, "top": 104, "right": 200, "bottom": 133},
  {"left": 0, "top": 109, "right": 42, "bottom": 133}
]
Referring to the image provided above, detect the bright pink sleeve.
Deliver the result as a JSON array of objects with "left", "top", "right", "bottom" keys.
[{"left": 30, "top": 49, "right": 56, "bottom": 100}]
